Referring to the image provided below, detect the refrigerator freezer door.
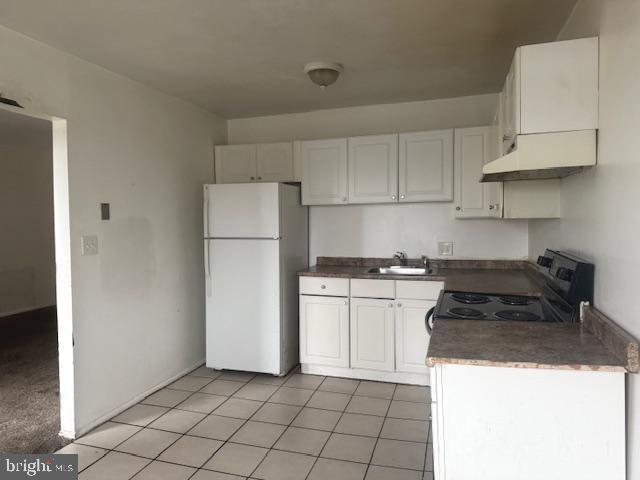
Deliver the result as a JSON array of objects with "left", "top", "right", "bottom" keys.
[
  {"left": 204, "top": 183, "right": 280, "bottom": 239},
  {"left": 205, "top": 239, "right": 281, "bottom": 374}
]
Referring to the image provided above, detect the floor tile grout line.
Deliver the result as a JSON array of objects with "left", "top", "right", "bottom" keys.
[
  {"left": 363, "top": 382, "right": 398, "bottom": 478},
  {"left": 305, "top": 386, "right": 359, "bottom": 479},
  {"left": 76, "top": 368, "right": 431, "bottom": 478},
  {"left": 246, "top": 373, "right": 326, "bottom": 479},
  {"left": 179, "top": 368, "right": 302, "bottom": 477},
  {"left": 108, "top": 370, "right": 243, "bottom": 478}
]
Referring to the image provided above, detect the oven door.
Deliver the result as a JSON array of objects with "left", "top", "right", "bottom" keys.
[{"left": 540, "top": 285, "right": 576, "bottom": 323}]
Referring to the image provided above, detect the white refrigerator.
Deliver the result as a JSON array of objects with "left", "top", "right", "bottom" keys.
[{"left": 204, "top": 182, "right": 308, "bottom": 375}]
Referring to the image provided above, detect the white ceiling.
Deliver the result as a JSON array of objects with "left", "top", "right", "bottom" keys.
[{"left": 0, "top": 0, "right": 577, "bottom": 118}]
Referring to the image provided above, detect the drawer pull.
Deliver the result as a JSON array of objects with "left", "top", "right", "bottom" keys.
[{"left": 321, "top": 285, "right": 326, "bottom": 289}]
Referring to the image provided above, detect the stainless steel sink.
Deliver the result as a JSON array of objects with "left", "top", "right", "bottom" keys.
[{"left": 367, "top": 266, "right": 439, "bottom": 276}]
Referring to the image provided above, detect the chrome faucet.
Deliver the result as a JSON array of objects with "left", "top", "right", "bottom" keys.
[
  {"left": 421, "top": 255, "right": 430, "bottom": 271},
  {"left": 393, "top": 251, "right": 408, "bottom": 266}
]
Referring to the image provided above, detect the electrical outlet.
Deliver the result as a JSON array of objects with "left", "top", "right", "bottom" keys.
[
  {"left": 438, "top": 241, "right": 454, "bottom": 256},
  {"left": 81, "top": 235, "right": 98, "bottom": 256}
]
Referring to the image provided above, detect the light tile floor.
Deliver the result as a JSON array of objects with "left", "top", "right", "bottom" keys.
[{"left": 59, "top": 367, "right": 434, "bottom": 480}]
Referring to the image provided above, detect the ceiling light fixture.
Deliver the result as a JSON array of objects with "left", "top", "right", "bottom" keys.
[{"left": 304, "top": 62, "right": 343, "bottom": 89}]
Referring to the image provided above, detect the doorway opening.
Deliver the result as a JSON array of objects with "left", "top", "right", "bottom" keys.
[{"left": 0, "top": 104, "right": 74, "bottom": 452}]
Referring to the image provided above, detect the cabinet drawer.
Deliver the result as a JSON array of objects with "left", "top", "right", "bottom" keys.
[
  {"left": 350, "top": 279, "right": 395, "bottom": 299},
  {"left": 396, "top": 281, "right": 444, "bottom": 300},
  {"left": 300, "top": 277, "right": 349, "bottom": 297}
]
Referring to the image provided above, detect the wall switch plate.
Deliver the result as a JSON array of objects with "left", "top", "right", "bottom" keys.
[
  {"left": 438, "top": 241, "right": 454, "bottom": 256},
  {"left": 100, "top": 203, "right": 110, "bottom": 220},
  {"left": 81, "top": 235, "right": 98, "bottom": 256}
]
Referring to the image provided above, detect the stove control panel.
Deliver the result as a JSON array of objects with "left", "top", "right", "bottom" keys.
[{"left": 537, "top": 255, "right": 553, "bottom": 267}]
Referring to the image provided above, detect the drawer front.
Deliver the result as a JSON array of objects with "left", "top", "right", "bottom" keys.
[
  {"left": 350, "top": 279, "right": 395, "bottom": 299},
  {"left": 300, "top": 276, "right": 349, "bottom": 297},
  {"left": 396, "top": 280, "right": 444, "bottom": 300}
]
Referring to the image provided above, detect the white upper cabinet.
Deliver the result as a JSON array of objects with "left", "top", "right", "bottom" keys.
[
  {"left": 301, "top": 138, "right": 348, "bottom": 205},
  {"left": 256, "top": 142, "right": 294, "bottom": 182},
  {"left": 215, "top": 143, "right": 293, "bottom": 184},
  {"left": 454, "top": 127, "right": 502, "bottom": 218},
  {"left": 215, "top": 144, "right": 257, "bottom": 183},
  {"left": 348, "top": 134, "right": 399, "bottom": 204},
  {"left": 500, "top": 37, "right": 598, "bottom": 154},
  {"left": 399, "top": 130, "right": 454, "bottom": 202}
]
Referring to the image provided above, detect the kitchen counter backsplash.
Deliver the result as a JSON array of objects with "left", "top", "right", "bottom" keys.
[{"left": 315, "top": 256, "right": 530, "bottom": 270}]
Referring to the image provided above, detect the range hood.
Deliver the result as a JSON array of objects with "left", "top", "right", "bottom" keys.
[{"left": 481, "top": 130, "right": 596, "bottom": 182}]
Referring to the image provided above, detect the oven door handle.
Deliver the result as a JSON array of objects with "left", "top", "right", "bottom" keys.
[{"left": 425, "top": 306, "right": 436, "bottom": 335}]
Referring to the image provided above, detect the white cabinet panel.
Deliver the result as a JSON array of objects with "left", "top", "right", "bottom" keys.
[
  {"left": 395, "top": 281, "right": 443, "bottom": 301},
  {"left": 300, "top": 295, "right": 349, "bottom": 367},
  {"left": 301, "top": 138, "right": 348, "bottom": 205},
  {"left": 299, "top": 276, "right": 349, "bottom": 297},
  {"left": 503, "top": 179, "right": 561, "bottom": 219},
  {"left": 257, "top": 142, "right": 294, "bottom": 182},
  {"left": 434, "top": 364, "right": 624, "bottom": 480},
  {"left": 350, "top": 298, "right": 395, "bottom": 372},
  {"left": 520, "top": 37, "right": 598, "bottom": 134},
  {"left": 395, "top": 300, "right": 433, "bottom": 374},
  {"left": 501, "top": 51, "right": 520, "bottom": 153},
  {"left": 215, "top": 145, "right": 257, "bottom": 183},
  {"left": 350, "top": 279, "right": 395, "bottom": 299},
  {"left": 454, "top": 127, "right": 502, "bottom": 218},
  {"left": 348, "top": 134, "right": 398, "bottom": 204},
  {"left": 399, "top": 130, "right": 454, "bottom": 202}
]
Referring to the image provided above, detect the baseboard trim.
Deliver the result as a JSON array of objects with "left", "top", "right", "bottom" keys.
[
  {"left": 0, "top": 304, "right": 56, "bottom": 318},
  {"left": 66, "top": 358, "right": 205, "bottom": 440},
  {"left": 301, "top": 364, "right": 430, "bottom": 386}
]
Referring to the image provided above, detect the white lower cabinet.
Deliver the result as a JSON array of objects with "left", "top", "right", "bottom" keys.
[
  {"left": 299, "top": 295, "right": 349, "bottom": 367},
  {"left": 431, "top": 363, "right": 625, "bottom": 480},
  {"left": 350, "top": 298, "right": 395, "bottom": 372},
  {"left": 395, "top": 299, "right": 434, "bottom": 374},
  {"left": 299, "top": 277, "right": 443, "bottom": 385}
]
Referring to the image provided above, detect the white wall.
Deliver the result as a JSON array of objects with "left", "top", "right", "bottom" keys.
[
  {"left": 228, "top": 94, "right": 529, "bottom": 261},
  {"left": 0, "top": 25, "right": 226, "bottom": 435},
  {"left": 228, "top": 94, "right": 500, "bottom": 143},
  {"left": 0, "top": 115, "right": 55, "bottom": 316},
  {"left": 528, "top": 1, "right": 640, "bottom": 476}
]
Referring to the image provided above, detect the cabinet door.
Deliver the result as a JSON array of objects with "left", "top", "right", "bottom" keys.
[
  {"left": 454, "top": 127, "right": 502, "bottom": 218},
  {"left": 215, "top": 145, "right": 257, "bottom": 183},
  {"left": 395, "top": 299, "right": 433, "bottom": 374},
  {"left": 301, "top": 138, "right": 348, "bottom": 205},
  {"left": 501, "top": 50, "right": 521, "bottom": 152},
  {"left": 348, "top": 134, "right": 398, "bottom": 204},
  {"left": 300, "top": 295, "right": 349, "bottom": 367},
  {"left": 350, "top": 298, "right": 395, "bottom": 372},
  {"left": 256, "top": 142, "right": 294, "bottom": 182},
  {"left": 399, "top": 130, "right": 454, "bottom": 202}
]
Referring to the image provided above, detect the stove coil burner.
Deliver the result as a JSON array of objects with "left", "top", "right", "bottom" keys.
[
  {"left": 499, "top": 295, "right": 533, "bottom": 306},
  {"left": 448, "top": 307, "right": 485, "bottom": 319},
  {"left": 494, "top": 310, "right": 541, "bottom": 322},
  {"left": 451, "top": 293, "right": 491, "bottom": 305}
]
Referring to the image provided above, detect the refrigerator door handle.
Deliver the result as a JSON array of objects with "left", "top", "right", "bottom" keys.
[
  {"left": 204, "top": 241, "right": 212, "bottom": 297},
  {"left": 203, "top": 186, "right": 210, "bottom": 238}
]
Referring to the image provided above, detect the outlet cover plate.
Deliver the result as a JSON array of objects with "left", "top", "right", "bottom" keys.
[
  {"left": 82, "top": 235, "right": 98, "bottom": 256},
  {"left": 438, "top": 241, "right": 453, "bottom": 256}
]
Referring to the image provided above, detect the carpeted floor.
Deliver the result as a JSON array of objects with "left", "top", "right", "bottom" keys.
[{"left": 0, "top": 307, "right": 70, "bottom": 453}]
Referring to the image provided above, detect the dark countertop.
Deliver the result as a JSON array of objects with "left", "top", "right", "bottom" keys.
[
  {"left": 299, "top": 259, "right": 545, "bottom": 296},
  {"left": 426, "top": 320, "right": 627, "bottom": 372},
  {"left": 298, "top": 257, "right": 630, "bottom": 372}
]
